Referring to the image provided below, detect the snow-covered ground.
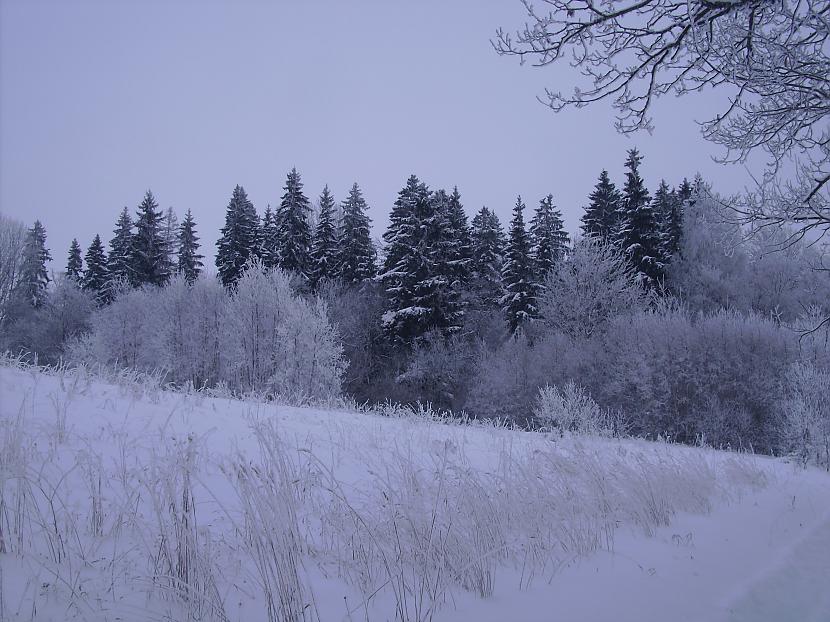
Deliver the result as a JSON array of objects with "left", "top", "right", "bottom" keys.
[{"left": 1, "top": 363, "right": 828, "bottom": 621}]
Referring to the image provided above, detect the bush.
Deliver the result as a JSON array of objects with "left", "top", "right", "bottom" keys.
[
  {"left": 539, "top": 238, "right": 648, "bottom": 339},
  {"left": 69, "top": 264, "right": 345, "bottom": 402},
  {"left": 533, "top": 381, "right": 603, "bottom": 436},
  {"left": 780, "top": 363, "right": 830, "bottom": 470}
]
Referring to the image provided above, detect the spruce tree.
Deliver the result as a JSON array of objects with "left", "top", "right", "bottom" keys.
[
  {"left": 309, "top": 186, "right": 339, "bottom": 288},
  {"left": 581, "top": 170, "right": 621, "bottom": 243},
  {"left": 274, "top": 167, "right": 312, "bottom": 277},
  {"left": 531, "top": 194, "right": 570, "bottom": 279},
  {"left": 382, "top": 175, "right": 463, "bottom": 343},
  {"left": 216, "top": 185, "right": 259, "bottom": 287},
  {"left": 259, "top": 205, "right": 278, "bottom": 269},
  {"left": 444, "top": 187, "right": 473, "bottom": 286},
  {"left": 66, "top": 239, "right": 83, "bottom": 281},
  {"left": 16, "top": 220, "right": 52, "bottom": 308},
  {"left": 337, "top": 182, "right": 376, "bottom": 284},
  {"left": 130, "top": 190, "right": 170, "bottom": 287},
  {"left": 470, "top": 206, "right": 506, "bottom": 305},
  {"left": 615, "top": 149, "right": 662, "bottom": 287},
  {"left": 653, "top": 180, "right": 684, "bottom": 263},
  {"left": 107, "top": 207, "right": 134, "bottom": 287},
  {"left": 500, "top": 196, "right": 537, "bottom": 332},
  {"left": 82, "top": 234, "right": 109, "bottom": 304},
  {"left": 426, "top": 189, "right": 464, "bottom": 332},
  {"left": 177, "top": 209, "right": 204, "bottom": 284}
]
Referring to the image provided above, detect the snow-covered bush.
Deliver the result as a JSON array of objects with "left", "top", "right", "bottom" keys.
[
  {"left": 395, "top": 330, "right": 477, "bottom": 411},
  {"left": 67, "top": 283, "right": 164, "bottom": 372},
  {"left": 159, "top": 273, "right": 227, "bottom": 388},
  {"left": 223, "top": 264, "right": 344, "bottom": 400},
  {"left": 69, "top": 264, "right": 345, "bottom": 401},
  {"left": 590, "top": 305, "right": 796, "bottom": 451},
  {"left": 1, "top": 275, "right": 95, "bottom": 364},
  {"left": 780, "top": 363, "right": 830, "bottom": 470},
  {"left": 534, "top": 380, "right": 603, "bottom": 435},
  {"left": 539, "top": 237, "right": 648, "bottom": 339}
]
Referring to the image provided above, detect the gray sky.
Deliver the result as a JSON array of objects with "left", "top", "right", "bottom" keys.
[{"left": 0, "top": 0, "right": 751, "bottom": 269}]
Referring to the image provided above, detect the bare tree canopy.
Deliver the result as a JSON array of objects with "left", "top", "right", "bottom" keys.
[{"left": 495, "top": 1, "right": 830, "bottom": 243}]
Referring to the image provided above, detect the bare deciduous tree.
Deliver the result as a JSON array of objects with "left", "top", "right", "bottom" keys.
[
  {"left": 495, "top": 1, "right": 830, "bottom": 243},
  {"left": 539, "top": 238, "right": 648, "bottom": 339},
  {"left": 0, "top": 214, "right": 27, "bottom": 321}
]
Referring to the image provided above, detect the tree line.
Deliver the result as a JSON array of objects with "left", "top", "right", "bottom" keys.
[
  {"left": 9, "top": 148, "right": 691, "bottom": 346},
  {"left": 2, "top": 149, "right": 829, "bottom": 464}
]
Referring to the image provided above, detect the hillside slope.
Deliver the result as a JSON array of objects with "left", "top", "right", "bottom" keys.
[{"left": 0, "top": 363, "right": 828, "bottom": 621}]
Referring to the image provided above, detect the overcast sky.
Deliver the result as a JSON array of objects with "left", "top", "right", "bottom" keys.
[{"left": 0, "top": 0, "right": 752, "bottom": 269}]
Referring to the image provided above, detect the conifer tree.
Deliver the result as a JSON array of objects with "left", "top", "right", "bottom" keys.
[
  {"left": 177, "top": 209, "right": 203, "bottom": 284},
  {"left": 82, "top": 234, "right": 109, "bottom": 304},
  {"left": 16, "top": 220, "right": 52, "bottom": 308},
  {"left": 216, "top": 185, "right": 259, "bottom": 287},
  {"left": 581, "top": 170, "right": 621, "bottom": 243},
  {"left": 274, "top": 168, "right": 312, "bottom": 277},
  {"left": 615, "top": 149, "right": 662, "bottom": 287},
  {"left": 426, "top": 189, "right": 464, "bottom": 330},
  {"left": 66, "top": 239, "right": 83, "bottom": 281},
  {"left": 470, "top": 206, "right": 506, "bottom": 304},
  {"left": 107, "top": 207, "right": 134, "bottom": 287},
  {"left": 337, "top": 182, "right": 376, "bottom": 284},
  {"left": 309, "top": 186, "right": 339, "bottom": 288},
  {"left": 500, "top": 196, "right": 537, "bottom": 332},
  {"left": 444, "top": 187, "right": 473, "bottom": 286},
  {"left": 130, "top": 190, "right": 170, "bottom": 287},
  {"left": 382, "top": 175, "right": 430, "bottom": 343},
  {"left": 259, "top": 205, "right": 278, "bottom": 269},
  {"left": 653, "top": 180, "right": 684, "bottom": 264},
  {"left": 381, "top": 176, "right": 461, "bottom": 342},
  {"left": 531, "top": 194, "right": 570, "bottom": 279}
]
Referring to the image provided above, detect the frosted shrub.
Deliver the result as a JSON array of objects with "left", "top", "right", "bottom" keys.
[
  {"left": 781, "top": 363, "right": 830, "bottom": 470},
  {"left": 224, "top": 264, "right": 345, "bottom": 400},
  {"left": 67, "top": 284, "right": 164, "bottom": 372},
  {"left": 67, "top": 264, "right": 345, "bottom": 401},
  {"left": 159, "top": 274, "right": 226, "bottom": 388},
  {"left": 539, "top": 238, "right": 647, "bottom": 339},
  {"left": 534, "top": 381, "right": 602, "bottom": 435}
]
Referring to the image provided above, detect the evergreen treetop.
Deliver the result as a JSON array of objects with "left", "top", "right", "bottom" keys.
[
  {"left": 470, "top": 206, "right": 507, "bottom": 305},
  {"left": 216, "top": 184, "right": 259, "bottom": 287},
  {"left": 581, "top": 169, "right": 621, "bottom": 244},
  {"left": 616, "top": 149, "right": 662, "bottom": 287},
  {"left": 130, "top": 190, "right": 170, "bottom": 287},
  {"left": 16, "top": 220, "right": 52, "bottom": 307},
  {"left": 82, "top": 234, "right": 109, "bottom": 304},
  {"left": 444, "top": 187, "right": 472, "bottom": 286},
  {"left": 531, "top": 194, "right": 570, "bottom": 279},
  {"left": 177, "top": 209, "right": 204, "bottom": 284},
  {"left": 259, "top": 204, "right": 278, "bottom": 269},
  {"left": 337, "top": 182, "right": 376, "bottom": 284},
  {"left": 309, "top": 185, "right": 339, "bottom": 289},
  {"left": 381, "top": 176, "right": 462, "bottom": 343},
  {"left": 107, "top": 207, "right": 134, "bottom": 286},
  {"left": 274, "top": 167, "right": 312, "bottom": 277},
  {"left": 66, "top": 239, "right": 83, "bottom": 281},
  {"left": 500, "top": 196, "right": 537, "bottom": 332}
]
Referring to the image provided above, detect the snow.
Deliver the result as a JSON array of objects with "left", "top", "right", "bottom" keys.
[{"left": 1, "top": 362, "right": 828, "bottom": 621}]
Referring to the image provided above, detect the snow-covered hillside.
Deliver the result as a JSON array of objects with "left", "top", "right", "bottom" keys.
[{"left": 1, "top": 363, "right": 828, "bottom": 621}]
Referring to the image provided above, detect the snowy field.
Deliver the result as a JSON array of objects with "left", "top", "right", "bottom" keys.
[{"left": 1, "top": 362, "right": 828, "bottom": 622}]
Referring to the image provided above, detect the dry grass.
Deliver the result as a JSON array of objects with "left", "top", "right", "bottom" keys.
[{"left": 0, "top": 361, "right": 771, "bottom": 621}]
